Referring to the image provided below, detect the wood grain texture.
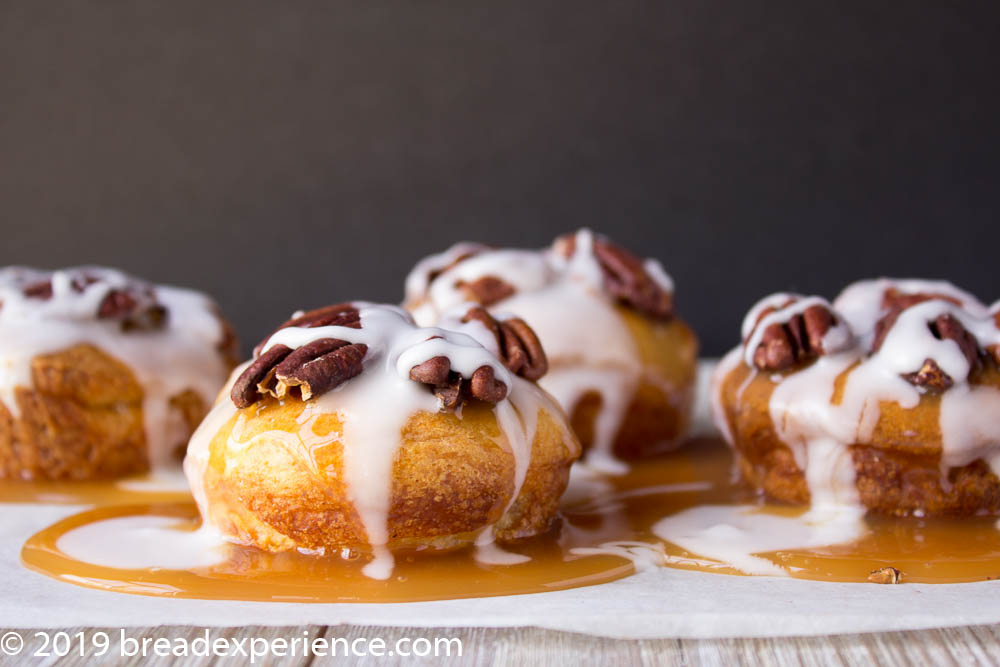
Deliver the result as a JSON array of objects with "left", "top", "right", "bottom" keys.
[{"left": 2, "top": 625, "right": 998, "bottom": 666}]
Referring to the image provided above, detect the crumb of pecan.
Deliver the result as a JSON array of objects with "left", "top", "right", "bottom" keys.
[{"left": 867, "top": 566, "right": 902, "bottom": 584}]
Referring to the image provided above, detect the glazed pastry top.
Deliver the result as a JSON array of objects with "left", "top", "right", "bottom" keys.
[
  {"left": 229, "top": 302, "right": 547, "bottom": 410},
  {"left": 714, "top": 277, "right": 1000, "bottom": 509},
  {"left": 738, "top": 279, "right": 999, "bottom": 388},
  {"left": 0, "top": 266, "right": 234, "bottom": 467},
  {"left": 405, "top": 228, "right": 674, "bottom": 327},
  {"left": 405, "top": 229, "right": 684, "bottom": 471}
]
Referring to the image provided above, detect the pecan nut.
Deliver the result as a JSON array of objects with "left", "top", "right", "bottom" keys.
[
  {"left": 409, "top": 351, "right": 508, "bottom": 409},
  {"left": 871, "top": 287, "right": 984, "bottom": 390},
  {"left": 556, "top": 232, "right": 673, "bottom": 320},
  {"left": 749, "top": 302, "right": 840, "bottom": 371},
  {"left": 882, "top": 287, "right": 963, "bottom": 312},
  {"left": 872, "top": 289, "right": 964, "bottom": 353},
  {"left": 456, "top": 275, "right": 516, "bottom": 306},
  {"left": 232, "top": 304, "right": 367, "bottom": 408},
  {"left": 426, "top": 245, "right": 488, "bottom": 284},
  {"left": 408, "top": 306, "right": 547, "bottom": 409},
  {"left": 253, "top": 303, "right": 361, "bottom": 356},
  {"left": 896, "top": 314, "right": 982, "bottom": 391},
  {"left": 22, "top": 273, "right": 167, "bottom": 330},
  {"left": 461, "top": 306, "right": 547, "bottom": 380}
]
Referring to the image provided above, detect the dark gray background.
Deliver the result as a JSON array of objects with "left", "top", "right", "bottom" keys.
[{"left": 2, "top": 1, "right": 998, "bottom": 355}]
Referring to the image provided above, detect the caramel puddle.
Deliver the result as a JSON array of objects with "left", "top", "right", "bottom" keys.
[
  {"left": 20, "top": 437, "right": 1000, "bottom": 602},
  {"left": 21, "top": 503, "right": 633, "bottom": 602}
]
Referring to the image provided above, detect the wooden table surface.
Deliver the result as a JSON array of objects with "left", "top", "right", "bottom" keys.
[{"left": 4, "top": 625, "right": 998, "bottom": 665}]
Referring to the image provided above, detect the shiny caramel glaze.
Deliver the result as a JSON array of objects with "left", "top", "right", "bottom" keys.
[
  {"left": 22, "top": 437, "right": 1000, "bottom": 602},
  {"left": 717, "top": 361, "right": 1000, "bottom": 515},
  {"left": 568, "top": 309, "right": 699, "bottom": 459}
]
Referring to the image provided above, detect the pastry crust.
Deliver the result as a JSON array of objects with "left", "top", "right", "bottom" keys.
[
  {"left": 0, "top": 343, "right": 213, "bottom": 480},
  {"left": 567, "top": 309, "right": 698, "bottom": 459},
  {"left": 0, "top": 266, "right": 239, "bottom": 480},
  {"left": 198, "top": 398, "right": 577, "bottom": 552},
  {"left": 716, "top": 359, "right": 1000, "bottom": 516}
]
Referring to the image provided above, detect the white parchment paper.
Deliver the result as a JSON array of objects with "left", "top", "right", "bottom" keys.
[{"left": 2, "top": 362, "right": 999, "bottom": 639}]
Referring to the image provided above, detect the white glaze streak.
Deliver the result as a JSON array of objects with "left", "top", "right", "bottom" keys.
[{"left": 652, "top": 504, "right": 866, "bottom": 576}]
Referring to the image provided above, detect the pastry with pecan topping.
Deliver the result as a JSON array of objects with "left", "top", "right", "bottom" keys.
[
  {"left": 712, "top": 279, "right": 1000, "bottom": 516},
  {"left": 404, "top": 229, "right": 698, "bottom": 467},
  {"left": 184, "top": 302, "right": 579, "bottom": 578},
  {"left": 0, "top": 266, "right": 238, "bottom": 480}
]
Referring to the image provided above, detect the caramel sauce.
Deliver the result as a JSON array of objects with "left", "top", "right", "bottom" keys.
[
  {"left": 20, "top": 438, "right": 1000, "bottom": 602},
  {"left": 0, "top": 476, "right": 191, "bottom": 505}
]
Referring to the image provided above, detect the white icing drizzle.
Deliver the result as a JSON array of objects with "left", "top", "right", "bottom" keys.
[
  {"left": 185, "top": 304, "right": 572, "bottom": 579},
  {"left": 405, "top": 229, "right": 677, "bottom": 470},
  {"left": 834, "top": 277, "right": 987, "bottom": 349},
  {"left": 56, "top": 515, "right": 227, "bottom": 570},
  {"left": 652, "top": 504, "right": 867, "bottom": 576},
  {"left": 0, "top": 266, "right": 231, "bottom": 469},
  {"left": 183, "top": 361, "right": 247, "bottom": 522},
  {"left": 569, "top": 541, "right": 666, "bottom": 571},
  {"left": 403, "top": 241, "right": 489, "bottom": 307},
  {"left": 714, "top": 279, "right": 1000, "bottom": 512},
  {"left": 562, "top": 462, "right": 711, "bottom": 572}
]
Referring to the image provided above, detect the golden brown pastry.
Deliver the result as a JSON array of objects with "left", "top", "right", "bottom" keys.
[
  {"left": 0, "top": 266, "right": 238, "bottom": 480},
  {"left": 404, "top": 229, "right": 698, "bottom": 468},
  {"left": 712, "top": 279, "right": 1000, "bottom": 516},
  {"left": 184, "top": 302, "right": 579, "bottom": 578}
]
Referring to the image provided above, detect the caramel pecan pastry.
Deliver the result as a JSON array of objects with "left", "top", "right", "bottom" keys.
[
  {"left": 184, "top": 302, "right": 579, "bottom": 577},
  {"left": 0, "top": 266, "right": 238, "bottom": 480},
  {"left": 403, "top": 229, "right": 698, "bottom": 465},
  {"left": 713, "top": 278, "right": 1000, "bottom": 516}
]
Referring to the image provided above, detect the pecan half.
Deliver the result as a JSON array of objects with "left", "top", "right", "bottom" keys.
[
  {"left": 409, "top": 350, "right": 508, "bottom": 409},
  {"left": 427, "top": 246, "right": 487, "bottom": 284},
  {"left": 456, "top": 275, "right": 516, "bottom": 306},
  {"left": 407, "top": 307, "right": 547, "bottom": 409},
  {"left": 22, "top": 274, "right": 167, "bottom": 330},
  {"left": 882, "top": 288, "right": 963, "bottom": 313},
  {"left": 252, "top": 303, "right": 361, "bottom": 357},
  {"left": 872, "top": 290, "right": 965, "bottom": 353},
  {"left": 871, "top": 288, "right": 984, "bottom": 391},
  {"left": 749, "top": 303, "right": 839, "bottom": 371},
  {"left": 462, "top": 306, "right": 547, "bottom": 380},
  {"left": 896, "top": 314, "right": 982, "bottom": 391},
  {"left": 556, "top": 233, "right": 673, "bottom": 320},
  {"left": 232, "top": 304, "right": 367, "bottom": 408}
]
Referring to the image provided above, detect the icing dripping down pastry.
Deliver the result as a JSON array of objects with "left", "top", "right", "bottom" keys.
[
  {"left": 404, "top": 229, "right": 697, "bottom": 469},
  {"left": 714, "top": 279, "right": 1000, "bottom": 515},
  {"left": 185, "top": 303, "right": 578, "bottom": 579}
]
